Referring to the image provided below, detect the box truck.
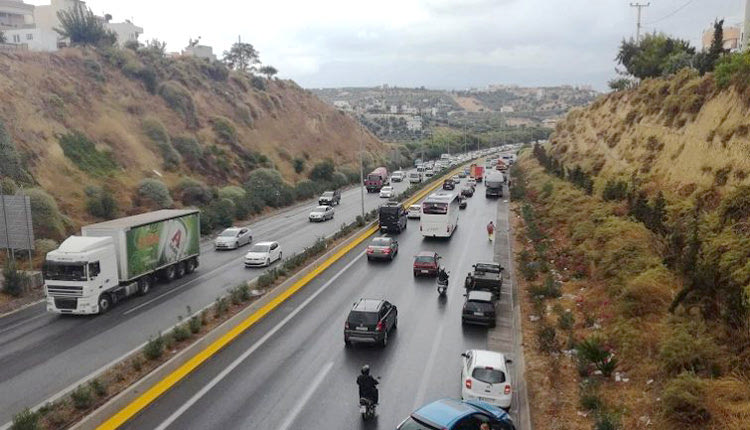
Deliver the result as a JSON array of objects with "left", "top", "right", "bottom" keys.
[
  {"left": 485, "top": 171, "right": 505, "bottom": 198},
  {"left": 470, "top": 164, "right": 485, "bottom": 182},
  {"left": 365, "top": 167, "right": 389, "bottom": 192},
  {"left": 43, "top": 210, "right": 200, "bottom": 315}
]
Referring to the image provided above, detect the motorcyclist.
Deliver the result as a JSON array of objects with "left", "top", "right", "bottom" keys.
[
  {"left": 357, "top": 365, "right": 379, "bottom": 404},
  {"left": 438, "top": 267, "right": 449, "bottom": 284}
]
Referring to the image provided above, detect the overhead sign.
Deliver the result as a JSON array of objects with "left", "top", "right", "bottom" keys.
[{"left": 0, "top": 195, "right": 34, "bottom": 250}]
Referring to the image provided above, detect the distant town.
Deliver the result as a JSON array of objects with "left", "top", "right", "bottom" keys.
[{"left": 312, "top": 84, "right": 599, "bottom": 141}]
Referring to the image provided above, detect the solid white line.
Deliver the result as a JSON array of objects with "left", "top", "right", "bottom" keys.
[
  {"left": 155, "top": 252, "right": 364, "bottom": 430},
  {"left": 278, "top": 361, "right": 335, "bottom": 430},
  {"left": 0, "top": 312, "right": 48, "bottom": 336},
  {"left": 0, "top": 299, "right": 45, "bottom": 320},
  {"left": 412, "top": 323, "right": 445, "bottom": 409}
]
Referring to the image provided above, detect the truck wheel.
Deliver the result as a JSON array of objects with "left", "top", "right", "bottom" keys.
[
  {"left": 185, "top": 258, "right": 197, "bottom": 274},
  {"left": 137, "top": 276, "right": 152, "bottom": 296},
  {"left": 98, "top": 294, "right": 112, "bottom": 314},
  {"left": 175, "top": 262, "right": 186, "bottom": 279},
  {"left": 162, "top": 265, "right": 176, "bottom": 282}
]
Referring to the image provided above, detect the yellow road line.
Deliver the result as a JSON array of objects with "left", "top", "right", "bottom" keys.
[{"left": 97, "top": 166, "right": 465, "bottom": 429}]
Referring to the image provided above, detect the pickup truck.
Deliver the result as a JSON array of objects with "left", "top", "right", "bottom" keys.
[{"left": 464, "top": 262, "right": 503, "bottom": 298}]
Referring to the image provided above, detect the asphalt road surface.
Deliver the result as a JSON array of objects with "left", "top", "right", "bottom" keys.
[
  {"left": 121, "top": 180, "right": 521, "bottom": 430},
  {"left": 0, "top": 171, "right": 427, "bottom": 425}
]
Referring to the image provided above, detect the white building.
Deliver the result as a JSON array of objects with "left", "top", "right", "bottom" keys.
[
  {"left": 389, "top": 105, "right": 398, "bottom": 114},
  {"left": 333, "top": 100, "right": 352, "bottom": 111},
  {"left": 406, "top": 116, "right": 422, "bottom": 131},
  {"left": 182, "top": 42, "right": 217, "bottom": 61},
  {"left": 105, "top": 20, "right": 143, "bottom": 47},
  {"left": 500, "top": 106, "right": 515, "bottom": 113}
]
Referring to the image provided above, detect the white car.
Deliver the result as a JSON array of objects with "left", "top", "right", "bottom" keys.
[
  {"left": 391, "top": 171, "right": 405, "bottom": 182},
  {"left": 467, "top": 178, "right": 477, "bottom": 187},
  {"left": 309, "top": 205, "right": 334, "bottom": 222},
  {"left": 214, "top": 227, "right": 252, "bottom": 250},
  {"left": 379, "top": 186, "right": 394, "bottom": 198},
  {"left": 244, "top": 241, "right": 282, "bottom": 267},
  {"left": 460, "top": 349, "right": 512, "bottom": 410},
  {"left": 407, "top": 204, "right": 421, "bottom": 219}
]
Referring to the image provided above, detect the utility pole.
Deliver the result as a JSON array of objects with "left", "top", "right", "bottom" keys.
[
  {"left": 630, "top": 2, "right": 650, "bottom": 41},
  {"left": 744, "top": 0, "right": 750, "bottom": 50},
  {"left": 359, "top": 118, "right": 365, "bottom": 220}
]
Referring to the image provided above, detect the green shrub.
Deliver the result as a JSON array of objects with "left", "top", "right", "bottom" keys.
[
  {"left": 26, "top": 188, "right": 66, "bottom": 240},
  {"left": 659, "top": 322, "right": 721, "bottom": 376},
  {"left": 137, "top": 179, "right": 173, "bottom": 209},
  {"left": 84, "top": 185, "right": 118, "bottom": 219},
  {"left": 142, "top": 118, "right": 181, "bottom": 170},
  {"left": 530, "top": 275, "right": 561, "bottom": 298},
  {"left": 602, "top": 179, "right": 628, "bottom": 201},
  {"left": 171, "top": 323, "right": 191, "bottom": 342},
  {"left": 71, "top": 384, "right": 93, "bottom": 409},
  {"left": 58, "top": 132, "right": 118, "bottom": 176},
  {"left": 293, "top": 157, "right": 305, "bottom": 173},
  {"left": 11, "top": 408, "right": 39, "bottom": 430},
  {"left": 157, "top": 81, "right": 198, "bottom": 127},
  {"left": 250, "top": 75, "right": 266, "bottom": 91},
  {"left": 34, "top": 239, "right": 58, "bottom": 255},
  {"left": 309, "top": 159, "right": 335, "bottom": 182},
  {"left": 576, "top": 336, "right": 618, "bottom": 377},
  {"left": 594, "top": 410, "right": 622, "bottom": 430},
  {"left": 257, "top": 268, "right": 279, "bottom": 289},
  {"left": 558, "top": 310, "right": 574, "bottom": 331},
  {"left": 84, "top": 58, "right": 104, "bottom": 82},
  {"left": 579, "top": 380, "right": 602, "bottom": 411},
  {"left": 2, "top": 260, "right": 27, "bottom": 297},
  {"left": 218, "top": 185, "right": 248, "bottom": 218},
  {"left": 243, "top": 168, "right": 295, "bottom": 208},
  {"left": 189, "top": 315, "right": 202, "bottom": 333},
  {"left": 662, "top": 373, "right": 710, "bottom": 424},
  {"left": 143, "top": 334, "right": 165, "bottom": 360},
  {"left": 89, "top": 378, "right": 107, "bottom": 397},
  {"left": 177, "top": 177, "right": 213, "bottom": 206},
  {"left": 332, "top": 171, "right": 348, "bottom": 189},
  {"left": 206, "top": 198, "right": 236, "bottom": 228},
  {"left": 211, "top": 116, "right": 238, "bottom": 145},
  {"left": 131, "top": 356, "right": 142, "bottom": 371},
  {"left": 536, "top": 324, "right": 558, "bottom": 353},
  {"left": 214, "top": 296, "right": 228, "bottom": 318},
  {"left": 172, "top": 136, "right": 203, "bottom": 167},
  {"left": 0, "top": 120, "right": 31, "bottom": 183},
  {"left": 294, "top": 179, "right": 319, "bottom": 200},
  {"left": 1, "top": 177, "right": 17, "bottom": 194}
]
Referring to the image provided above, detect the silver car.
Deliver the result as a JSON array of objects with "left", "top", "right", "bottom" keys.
[
  {"left": 309, "top": 205, "right": 335, "bottom": 222},
  {"left": 214, "top": 227, "right": 253, "bottom": 250}
]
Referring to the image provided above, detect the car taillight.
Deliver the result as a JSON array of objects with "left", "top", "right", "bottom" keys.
[
  {"left": 504, "top": 385, "right": 511, "bottom": 395},
  {"left": 366, "top": 248, "right": 374, "bottom": 254},
  {"left": 465, "top": 379, "right": 472, "bottom": 389},
  {"left": 376, "top": 321, "right": 384, "bottom": 331},
  {"left": 383, "top": 248, "right": 391, "bottom": 254}
]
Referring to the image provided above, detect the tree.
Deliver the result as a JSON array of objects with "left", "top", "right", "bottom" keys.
[
  {"left": 222, "top": 42, "right": 260, "bottom": 72},
  {"left": 608, "top": 77, "right": 637, "bottom": 91},
  {"left": 696, "top": 19, "right": 726, "bottom": 75},
  {"left": 55, "top": 2, "right": 117, "bottom": 47},
  {"left": 615, "top": 33, "right": 695, "bottom": 79},
  {"left": 259, "top": 65, "right": 278, "bottom": 79}
]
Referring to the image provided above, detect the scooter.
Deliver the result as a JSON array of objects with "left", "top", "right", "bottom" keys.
[
  {"left": 360, "top": 397, "right": 376, "bottom": 420},
  {"left": 437, "top": 271, "right": 450, "bottom": 296}
]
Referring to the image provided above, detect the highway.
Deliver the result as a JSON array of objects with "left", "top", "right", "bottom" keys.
[
  {"left": 0, "top": 172, "right": 423, "bottom": 425},
  {"left": 120, "top": 180, "right": 522, "bottom": 429}
]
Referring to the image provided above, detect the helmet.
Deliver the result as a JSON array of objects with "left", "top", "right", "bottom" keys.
[{"left": 361, "top": 365, "right": 370, "bottom": 375}]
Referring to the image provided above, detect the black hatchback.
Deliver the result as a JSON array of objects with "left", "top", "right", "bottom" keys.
[
  {"left": 462, "top": 291, "right": 497, "bottom": 327},
  {"left": 345, "top": 299, "right": 398, "bottom": 348}
]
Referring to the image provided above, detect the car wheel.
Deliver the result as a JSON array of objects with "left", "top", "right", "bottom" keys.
[
  {"left": 389, "top": 253, "right": 394, "bottom": 261},
  {"left": 367, "top": 256, "right": 372, "bottom": 262},
  {"left": 345, "top": 339, "right": 352, "bottom": 348},
  {"left": 413, "top": 271, "right": 418, "bottom": 278},
  {"left": 393, "top": 317, "right": 398, "bottom": 330},
  {"left": 98, "top": 293, "right": 112, "bottom": 314},
  {"left": 234, "top": 241, "right": 239, "bottom": 249},
  {"left": 266, "top": 258, "right": 271, "bottom": 267},
  {"left": 381, "top": 330, "right": 388, "bottom": 348},
  {"left": 278, "top": 252, "right": 283, "bottom": 262},
  {"left": 175, "top": 262, "right": 186, "bottom": 279},
  {"left": 185, "top": 259, "right": 197, "bottom": 274},
  {"left": 162, "top": 265, "right": 176, "bottom": 282}
]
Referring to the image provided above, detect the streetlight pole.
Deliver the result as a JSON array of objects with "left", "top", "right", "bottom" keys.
[{"left": 359, "top": 117, "right": 365, "bottom": 220}]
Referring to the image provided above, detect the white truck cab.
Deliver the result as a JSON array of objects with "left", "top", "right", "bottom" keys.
[{"left": 44, "top": 236, "right": 120, "bottom": 314}]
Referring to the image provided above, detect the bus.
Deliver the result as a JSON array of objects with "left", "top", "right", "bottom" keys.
[{"left": 420, "top": 192, "right": 460, "bottom": 238}]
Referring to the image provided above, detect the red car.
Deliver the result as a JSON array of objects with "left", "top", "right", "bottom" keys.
[{"left": 413, "top": 251, "right": 441, "bottom": 277}]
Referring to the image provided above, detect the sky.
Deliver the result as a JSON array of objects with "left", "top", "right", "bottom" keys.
[{"left": 27, "top": 0, "right": 745, "bottom": 90}]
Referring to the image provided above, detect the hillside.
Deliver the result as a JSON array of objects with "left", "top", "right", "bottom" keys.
[
  {"left": 514, "top": 67, "right": 750, "bottom": 429},
  {"left": 0, "top": 47, "right": 384, "bottom": 239}
]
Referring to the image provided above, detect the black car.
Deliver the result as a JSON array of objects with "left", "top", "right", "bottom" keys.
[
  {"left": 458, "top": 196, "right": 467, "bottom": 209},
  {"left": 345, "top": 299, "right": 398, "bottom": 347},
  {"left": 443, "top": 179, "right": 456, "bottom": 190},
  {"left": 461, "top": 186, "right": 475, "bottom": 197},
  {"left": 319, "top": 190, "right": 341, "bottom": 206},
  {"left": 462, "top": 290, "right": 497, "bottom": 327}
]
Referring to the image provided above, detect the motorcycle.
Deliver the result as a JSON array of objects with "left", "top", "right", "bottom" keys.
[
  {"left": 360, "top": 397, "right": 376, "bottom": 420},
  {"left": 437, "top": 270, "right": 450, "bottom": 296}
]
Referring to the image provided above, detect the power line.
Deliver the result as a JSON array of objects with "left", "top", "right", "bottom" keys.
[{"left": 646, "top": 0, "right": 697, "bottom": 25}]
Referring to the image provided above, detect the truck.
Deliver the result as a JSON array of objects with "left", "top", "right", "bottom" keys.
[
  {"left": 43, "top": 209, "right": 200, "bottom": 315},
  {"left": 485, "top": 171, "right": 504, "bottom": 198},
  {"left": 378, "top": 202, "right": 408, "bottom": 233},
  {"left": 496, "top": 159, "right": 507, "bottom": 172},
  {"left": 469, "top": 164, "right": 484, "bottom": 182},
  {"left": 365, "top": 167, "right": 389, "bottom": 192},
  {"left": 464, "top": 262, "right": 503, "bottom": 299}
]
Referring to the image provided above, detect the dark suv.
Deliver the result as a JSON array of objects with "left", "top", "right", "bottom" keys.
[
  {"left": 344, "top": 298, "right": 398, "bottom": 348},
  {"left": 319, "top": 190, "right": 341, "bottom": 206},
  {"left": 462, "top": 291, "right": 497, "bottom": 327},
  {"left": 378, "top": 202, "right": 408, "bottom": 233}
]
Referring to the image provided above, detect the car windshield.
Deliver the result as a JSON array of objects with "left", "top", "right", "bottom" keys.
[
  {"left": 219, "top": 229, "right": 238, "bottom": 237},
  {"left": 249, "top": 244, "right": 270, "bottom": 252},
  {"left": 472, "top": 367, "right": 506, "bottom": 384},
  {"left": 422, "top": 202, "right": 448, "bottom": 215},
  {"left": 321, "top": 192, "right": 334, "bottom": 197},
  {"left": 409, "top": 205, "right": 421, "bottom": 211},
  {"left": 44, "top": 262, "right": 87, "bottom": 281},
  {"left": 382, "top": 187, "right": 392, "bottom": 191},
  {"left": 371, "top": 238, "right": 390, "bottom": 246},
  {"left": 347, "top": 311, "right": 378, "bottom": 326},
  {"left": 313, "top": 206, "right": 328, "bottom": 212},
  {"left": 475, "top": 263, "right": 501, "bottom": 273},
  {"left": 415, "top": 255, "right": 435, "bottom": 264},
  {"left": 367, "top": 174, "right": 382, "bottom": 181}
]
